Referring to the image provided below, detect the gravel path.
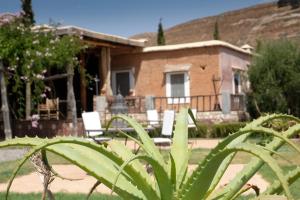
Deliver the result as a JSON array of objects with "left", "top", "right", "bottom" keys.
[{"left": 0, "top": 164, "right": 269, "bottom": 195}]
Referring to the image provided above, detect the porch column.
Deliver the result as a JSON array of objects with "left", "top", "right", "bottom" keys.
[
  {"left": 80, "top": 53, "right": 87, "bottom": 111},
  {"left": 101, "top": 47, "right": 113, "bottom": 96}
]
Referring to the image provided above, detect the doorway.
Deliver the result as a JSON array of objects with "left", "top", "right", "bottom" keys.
[{"left": 112, "top": 70, "right": 134, "bottom": 97}]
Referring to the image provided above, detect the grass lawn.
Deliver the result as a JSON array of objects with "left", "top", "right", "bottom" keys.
[
  {"left": 0, "top": 192, "right": 121, "bottom": 200},
  {"left": 0, "top": 151, "right": 71, "bottom": 183}
]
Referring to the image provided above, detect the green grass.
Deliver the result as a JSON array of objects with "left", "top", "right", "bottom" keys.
[
  {"left": 0, "top": 152, "right": 71, "bottom": 183},
  {"left": 0, "top": 192, "right": 121, "bottom": 200}
]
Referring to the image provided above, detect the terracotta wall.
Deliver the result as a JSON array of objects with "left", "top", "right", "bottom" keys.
[
  {"left": 219, "top": 47, "right": 251, "bottom": 93},
  {"left": 111, "top": 47, "right": 221, "bottom": 97}
]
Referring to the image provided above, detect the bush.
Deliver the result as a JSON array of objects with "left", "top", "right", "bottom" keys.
[
  {"left": 210, "top": 122, "right": 247, "bottom": 138},
  {"left": 188, "top": 122, "right": 208, "bottom": 138}
]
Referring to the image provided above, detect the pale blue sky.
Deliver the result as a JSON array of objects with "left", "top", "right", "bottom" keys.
[{"left": 0, "top": 0, "right": 273, "bottom": 37}]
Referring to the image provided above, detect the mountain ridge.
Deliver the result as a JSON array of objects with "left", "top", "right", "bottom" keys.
[{"left": 131, "top": 2, "right": 300, "bottom": 47}]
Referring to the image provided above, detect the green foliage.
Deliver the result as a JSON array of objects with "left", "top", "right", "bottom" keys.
[
  {"left": 248, "top": 39, "right": 300, "bottom": 118},
  {"left": 210, "top": 122, "right": 247, "bottom": 138},
  {"left": 157, "top": 18, "right": 165, "bottom": 46},
  {"left": 277, "top": 0, "right": 300, "bottom": 9},
  {"left": 0, "top": 18, "right": 84, "bottom": 118},
  {"left": 188, "top": 122, "right": 208, "bottom": 138},
  {"left": 21, "top": 0, "right": 35, "bottom": 26},
  {"left": 0, "top": 110, "right": 300, "bottom": 200}
]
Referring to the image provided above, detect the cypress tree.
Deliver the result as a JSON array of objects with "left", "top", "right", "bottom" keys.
[
  {"left": 21, "top": 0, "right": 35, "bottom": 26},
  {"left": 213, "top": 20, "right": 220, "bottom": 40},
  {"left": 157, "top": 18, "right": 166, "bottom": 45}
]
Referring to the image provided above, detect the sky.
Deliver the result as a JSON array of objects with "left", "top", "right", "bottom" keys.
[{"left": 0, "top": 0, "right": 273, "bottom": 37}]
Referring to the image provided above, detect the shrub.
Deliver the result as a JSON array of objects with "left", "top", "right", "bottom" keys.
[
  {"left": 188, "top": 122, "right": 208, "bottom": 138},
  {"left": 210, "top": 122, "right": 247, "bottom": 138}
]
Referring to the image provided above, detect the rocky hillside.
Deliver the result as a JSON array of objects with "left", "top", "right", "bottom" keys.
[{"left": 131, "top": 2, "right": 300, "bottom": 47}]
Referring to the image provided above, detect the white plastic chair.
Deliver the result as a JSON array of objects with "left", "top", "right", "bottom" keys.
[
  {"left": 153, "top": 110, "right": 175, "bottom": 145},
  {"left": 146, "top": 109, "right": 160, "bottom": 127},
  {"left": 188, "top": 109, "right": 197, "bottom": 128},
  {"left": 82, "top": 111, "right": 111, "bottom": 143}
]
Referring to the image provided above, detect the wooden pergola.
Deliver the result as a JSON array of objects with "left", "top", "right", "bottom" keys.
[{"left": 56, "top": 26, "right": 145, "bottom": 111}]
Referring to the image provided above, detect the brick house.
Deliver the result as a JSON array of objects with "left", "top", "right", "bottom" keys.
[
  {"left": 111, "top": 41, "right": 251, "bottom": 114},
  {"left": 53, "top": 26, "right": 252, "bottom": 121}
]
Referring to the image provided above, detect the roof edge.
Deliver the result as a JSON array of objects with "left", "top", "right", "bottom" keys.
[
  {"left": 143, "top": 40, "right": 253, "bottom": 55},
  {"left": 57, "top": 25, "right": 145, "bottom": 47}
]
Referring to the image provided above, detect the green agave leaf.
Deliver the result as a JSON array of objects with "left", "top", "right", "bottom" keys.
[
  {"left": 1, "top": 137, "right": 147, "bottom": 199},
  {"left": 107, "top": 140, "right": 152, "bottom": 183},
  {"left": 170, "top": 108, "right": 189, "bottom": 189},
  {"left": 179, "top": 115, "right": 271, "bottom": 199},
  {"left": 182, "top": 143, "right": 293, "bottom": 200},
  {"left": 106, "top": 140, "right": 160, "bottom": 199},
  {"left": 214, "top": 123, "right": 300, "bottom": 199},
  {"left": 222, "top": 145, "right": 293, "bottom": 200},
  {"left": 108, "top": 115, "right": 166, "bottom": 166},
  {"left": 112, "top": 154, "right": 173, "bottom": 200},
  {"left": 46, "top": 143, "right": 146, "bottom": 199},
  {"left": 264, "top": 166, "right": 300, "bottom": 195}
]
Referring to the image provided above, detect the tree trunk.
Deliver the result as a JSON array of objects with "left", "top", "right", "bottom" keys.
[
  {"left": 25, "top": 81, "right": 31, "bottom": 120},
  {"left": 66, "top": 64, "right": 78, "bottom": 136},
  {"left": 0, "top": 62, "right": 12, "bottom": 139}
]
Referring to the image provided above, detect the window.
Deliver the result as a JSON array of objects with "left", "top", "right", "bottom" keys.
[
  {"left": 112, "top": 69, "right": 134, "bottom": 96},
  {"left": 166, "top": 72, "right": 190, "bottom": 103},
  {"left": 233, "top": 71, "right": 241, "bottom": 94}
]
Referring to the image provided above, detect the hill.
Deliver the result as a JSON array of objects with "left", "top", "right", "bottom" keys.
[{"left": 131, "top": 2, "right": 300, "bottom": 47}]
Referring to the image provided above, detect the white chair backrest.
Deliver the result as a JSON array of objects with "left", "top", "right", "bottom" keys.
[
  {"left": 82, "top": 112, "right": 103, "bottom": 137},
  {"left": 161, "top": 110, "right": 175, "bottom": 137},
  {"left": 188, "top": 109, "right": 197, "bottom": 125},
  {"left": 147, "top": 109, "right": 159, "bottom": 125}
]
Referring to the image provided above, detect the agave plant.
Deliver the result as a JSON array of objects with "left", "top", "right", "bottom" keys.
[{"left": 1, "top": 109, "right": 300, "bottom": 200}]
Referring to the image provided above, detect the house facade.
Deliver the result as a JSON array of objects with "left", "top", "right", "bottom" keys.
[
  {"left": 52, "top": 26, "right": 252, "bottom": 121},
  {"left": 110, "top": 40, "right": 251, "bottom": 120}
]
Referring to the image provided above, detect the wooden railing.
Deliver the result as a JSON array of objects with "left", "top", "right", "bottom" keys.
[
  {"left": 231, "top": 94, "right": 245, "bottom": 111},
  {"left": 153, "top": 95, "right": 222, "bottom": 113}
]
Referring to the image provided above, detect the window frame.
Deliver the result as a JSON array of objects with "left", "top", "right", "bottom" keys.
[
  {"left": 232, "top": 70, "right": 242, "bottom": 94},
  {"left": 111, "top": 69, "right": 135, "bottom": 96},
  {"left": 166, "top": 71, "right": 190, "bottom": 104}
]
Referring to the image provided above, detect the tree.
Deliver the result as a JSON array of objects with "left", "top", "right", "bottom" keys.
[
  {"left": 277, "top": 0, "right": 300, "bottom": 8},
  {"left": 0, "top": 18, "right": 84, "bottom": 130},
  {"left": 21, "top": 0, "right": 35, "bottom": 25},
  {"left": 157, "top": 18, "right": 166, "bottom": 45},
  {"left": 248, "top": 39, "right": 300, "bottom": 117},
  {"left": 0, "top": 61, "right": 12, "bottom": 139},
  {"left": 213, "top": 20, "right": 220, "bottom": 40}
]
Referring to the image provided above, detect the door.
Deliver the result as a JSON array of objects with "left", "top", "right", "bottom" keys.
[{"left": 115, "top": 72, "right": 130, "bottom": 97}]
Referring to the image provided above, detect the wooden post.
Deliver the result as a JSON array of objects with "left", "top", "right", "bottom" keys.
[
  {"left": 101, "top": 47, "right": 112, "bottom": 96},
  {"left": 0, "top": 61, "right": 12, "bottom": 139}
]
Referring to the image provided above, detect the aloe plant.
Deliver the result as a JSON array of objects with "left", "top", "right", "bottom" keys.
[{"left": 0, "top": 109, "right": 300, "bottom": 200}]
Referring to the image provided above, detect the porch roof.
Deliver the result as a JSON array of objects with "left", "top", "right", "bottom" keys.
[
  {"left": 143, "top": 40, "right": 253, "bottom": 55},
  {"left": 56, "top": 26, "right": 145, "bottom": 47}
]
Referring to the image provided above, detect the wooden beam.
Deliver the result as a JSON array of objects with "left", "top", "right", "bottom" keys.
[
  {"left": 44, "top": 73, "right": 68, "bottom": 81},
  {"left": 83, "top": 39, "right": 117, "bottom": 48}
]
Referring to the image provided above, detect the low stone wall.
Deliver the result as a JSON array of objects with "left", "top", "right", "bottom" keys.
[{"left": 11, "top": 119, "right": 84, "bottom": 138}]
